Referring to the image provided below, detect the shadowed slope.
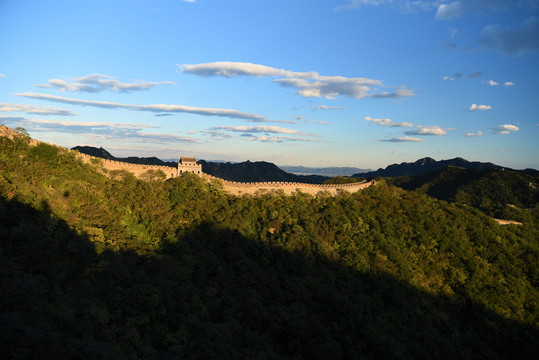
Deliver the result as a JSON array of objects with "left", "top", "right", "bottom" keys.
[{"left": 1, "top": 196, "right": 537, "bottom": 359}]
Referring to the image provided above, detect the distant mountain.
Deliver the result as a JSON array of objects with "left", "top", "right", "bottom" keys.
[
  {"left": 199, "top": 160, "right": 328, "bottom": 184},
  {"left": 72, "top": 146, "right": 176, "bottom": 167},
  {"left": 279, "top": 165, "right": 371, "bottom": 177},
  {"left": 354, "top": 157, "right": 505, "bottom": 178}
]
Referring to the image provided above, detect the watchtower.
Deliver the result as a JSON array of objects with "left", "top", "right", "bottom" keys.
[{"left": 178, "top": 156, "right": 202, "bottom": 175}]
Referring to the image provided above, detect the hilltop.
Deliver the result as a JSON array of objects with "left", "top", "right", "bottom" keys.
[{"left": 72, "top": 145, "right": 177, "bottom": 167}]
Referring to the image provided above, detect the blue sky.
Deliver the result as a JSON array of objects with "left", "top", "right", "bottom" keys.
[{"left": 1, "top": 0, "right": 538, "bottom": 170}]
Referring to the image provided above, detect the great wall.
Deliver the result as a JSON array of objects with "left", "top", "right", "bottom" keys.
[
  {"left": 76, "top": 152, "right": 376, "bottom": 196},
  {"left": 1, "top": 124, "right": 376, "bottom": 196}
]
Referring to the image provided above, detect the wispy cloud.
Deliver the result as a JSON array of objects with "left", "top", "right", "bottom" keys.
[
  {"left": 376, "top": 136, "right": 426, "bottom": 142},
  {"left": 0, "top": 74, "right": 5, "bottom": 78},
  {"left": 468, "top": 103, "right": 492, "bottom": 111},
  {"left": 246, "top": 136, "right": 319, "bottom": 143},
  {"left": 0, "top": 103, "right": 78, "bottom": 116},
  {"left": 304, "top": 119, "right": 335, "bottom": 125},
  {"left": 504, "top": 81, "right": 515, "bottom": 86},
  {"left": 9, "top": 118, "right": 198, "bottom": 143},
  {"left": 311, "top": 105, "right": 347, "bottom": 110},
  {"left": 478, "top": 16, "right": 539, "bottom": 55},
  {"left": 443, "top": 72, "right": 462, "bottom": 81},
  {"left": 404, "top": 126, "right": 449, "bottom": 136},
  {"left": 364, "top": 116, "right": 414, "bottom": 127},
  {"left": 180, "top": 62, "right": 414, "bottom": 100},
  {"left": 209, "top": 125, "right": 316, "bottom": 137},
  {"left": 15, "top": 92, "right": 267, "bottom": 121},
  {"left": 465, "top": 130, "right": 483, "bottom": 137},
  {"left": 492, "top": 124, "right": 519, "bottom": 134},
  {"left": 36, "top": 73, "right": 175, "bottom": 93},
  {"left": 0, "top": 115, "right": 26, "bottom": 122}
]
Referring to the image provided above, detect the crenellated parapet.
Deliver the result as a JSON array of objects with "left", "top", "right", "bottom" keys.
[{"left": 202, "top": 173, "right": 376, "bottom": 196}]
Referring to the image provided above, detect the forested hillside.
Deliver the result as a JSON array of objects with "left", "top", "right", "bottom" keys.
[
  {"left": 388, "top": 166, "right": 539, "bottom": 222},
  {"left": 1, "top": 129, "right": 538, "bottom": 359}
]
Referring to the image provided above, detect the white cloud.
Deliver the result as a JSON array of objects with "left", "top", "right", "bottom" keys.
[
  {"left": 180, "top": 61, "right": 414, "bottom": 100},
  {"left": 492, "top": 124, "right": 519, "bottom": 134},
  {"left": 465, "top": 130, "right": 483, "bottom": 137},
  {"left": 0, "top": 74, "right": 5, "bottom": 78},
  {"left": 484, "top": 80, "right": 499, "bottom": 86},
  {"left": 36, "top": 73, "right": 175, "bottom": 93},
  {"left": 504, "top": 81, "right": 515, "bottom": 86},
  {"left": 376, "top": 136, "right": 426, "bottom": 142},
  {"left": 405, "top": 126, "right": 448, "bottom": 136},
  {"left": 0, "top": 103, "right": 78, "bottom": 116},
  {"left": 488, "top": 148, "right": 507, "bottom": 152},
  {"left": 364, "top": 116, "right": 414, "bottom": 127},
  {"left": 468, "top": 103, "right": 492, "bottom": 111},
  {"left": 15, "top": 92, "right": 267, "bottom": 121}
]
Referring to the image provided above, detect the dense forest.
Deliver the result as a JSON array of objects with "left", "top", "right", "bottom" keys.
[{"left": 1, "top": 129, "right": 538, "bottom": 359}]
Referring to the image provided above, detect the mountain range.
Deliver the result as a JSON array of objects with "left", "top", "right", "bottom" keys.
[
  {"left": 353, "top": 157, "right": 509, "bottom": 178},
  {"left": 72, "top": 146, "right": 536, "bottom": 184}
]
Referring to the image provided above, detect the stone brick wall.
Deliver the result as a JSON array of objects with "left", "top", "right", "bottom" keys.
[{"left": 73, "top": 145, "right": 377, "bottom": 196}]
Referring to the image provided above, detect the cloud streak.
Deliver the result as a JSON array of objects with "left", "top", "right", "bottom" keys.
[
  {"left": 246, "top": 136, "right": 319, "bottom": 143},
  {"left": 36, "top": 73, "right": 175, "bottom": 93},
  {"left": 180, "top": 61, "right": 414, "bottom": 100},
  {"left": 492, "top": 124, "right": 519, "bottom": 134},
  {"left": 312, "top": 105, "right": 347, "bottom": 110},
  {"left": 9, "top": 118, "right": 198, "bottom": 143},
  {"left": 376, "top": 136, "right": 426, "bottom": 142},
  {"left": 465, "top": 130, "right": 483, "bottom": 137},
  {"left": 209, "top": 125, "right": 315, "bottom": 137},
  {"left": 0, "top": 103, "right": 78, "bottom": 116},
  {"left": 364, "top": 116, "right": 414, "bottom": 127},
  {"left": 404, "top": 126, "right": 448, "bottom": 136},
  {"left": 15, "top": 92, "right": 267, "bottom": 121}
]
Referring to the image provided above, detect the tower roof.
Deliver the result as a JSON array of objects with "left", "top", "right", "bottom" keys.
[{"left": 180, "top": 156, "right": 196, "bottom": 163}]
